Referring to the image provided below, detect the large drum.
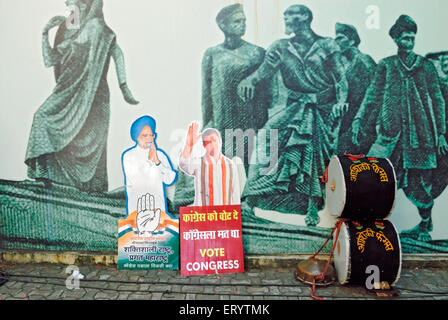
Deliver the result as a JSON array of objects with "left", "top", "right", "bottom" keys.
[
  {"left": 325, "top": 154, "right": 397, "bottom": 220},
  {"left": 333, "top": 220, "right": 401, "bottom": 286}
]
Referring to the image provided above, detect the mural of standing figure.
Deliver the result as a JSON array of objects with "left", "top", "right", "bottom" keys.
[
  {"left": 352, "top": 15, "right": 448, "bottom": 241},
  {"left": 334, "top": 22, "right": 377, "bottom": 155},
  {"left": 238, "top": 5, "right": 348, "bottom": 226},
  {"left": 425, "top": 51, "right": 448, "bottom": 207},
  {"left": 202, "top": 3, "right": 271, "bottom": 166},
  {"left": 173, "top": 3, "right": 270, "bottom": 211},
  {"left": 25, "top": 0, "right": 139, "bottom": 192}
]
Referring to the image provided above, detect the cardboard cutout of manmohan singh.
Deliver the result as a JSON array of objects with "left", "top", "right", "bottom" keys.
[{"left": 118, "top": 115, "right": 179, "bottom": 270}]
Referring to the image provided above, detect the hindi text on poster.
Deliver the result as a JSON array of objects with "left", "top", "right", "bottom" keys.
[{"left": 180, "top": 205, "right": 244, "bottom": 276}]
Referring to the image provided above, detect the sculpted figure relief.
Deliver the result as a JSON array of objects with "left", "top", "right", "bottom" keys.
[
  {"left": 173, "top": 4, "right": 271, "bottom": 210},
  {"left": 238, "top": 5, "right": 348, "bottom": 226},
  {"left": 25, "top": 0, "right": 138, "bottom": 192},
  {"left": 352, "top": 15, "right": 448, "bottom": 241}
]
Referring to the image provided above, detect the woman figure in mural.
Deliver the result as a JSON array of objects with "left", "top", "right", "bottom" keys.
[
  {"left": 334, "top": 22, "right": 377, "bottom": 155},
  {"left": 238, "top": 5, "right": 348, "bottom": 226},
  {"left": 173, "top": 3, "right": 271, "bottom": 210},
  {"left": 25, "top": 0, "right": 139, "bottom": 192},
  {"left": 352, "top": 15, "right": 448, "bottom": 242}
]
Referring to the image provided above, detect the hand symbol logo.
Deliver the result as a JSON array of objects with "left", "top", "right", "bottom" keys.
[{"left": 136, "top": 193, "right": 161, "bottom": 235}]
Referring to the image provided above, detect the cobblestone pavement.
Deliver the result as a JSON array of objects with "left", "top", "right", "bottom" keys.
[{"left": 0, "top": 262, "right": 447, "bottom": 300}]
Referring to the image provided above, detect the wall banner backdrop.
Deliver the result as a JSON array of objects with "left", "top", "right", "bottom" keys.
[{"left": 1, "top": 0, "right": 448, "bottom": 256}]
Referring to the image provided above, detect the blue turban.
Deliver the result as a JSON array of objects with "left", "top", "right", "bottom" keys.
[{"left": 130, "top": 115, "right": 156, "bottom": 142}]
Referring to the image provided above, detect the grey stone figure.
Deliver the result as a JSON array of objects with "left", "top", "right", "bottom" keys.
[
  {"left": 25, "top": 0, "right": 138, "bottom": 192},
  {"left": 334, "top": 22, "right": 377, "bottom": 155},
  {"left": 238, "top": 4, "right": 348, "bottom": 226},
  {"left": 202, "top": 3, "right": 270, "bottom": 162},
  {"left": 172, "top": 3, "right": 271, "bottom": 210},
  {"left": 352, "top": 15, "right": 448, "bottom": 242}
]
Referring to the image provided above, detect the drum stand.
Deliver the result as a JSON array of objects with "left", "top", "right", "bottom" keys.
[{"left": 294, "top": 219, "right": 345, "bottom": 300}]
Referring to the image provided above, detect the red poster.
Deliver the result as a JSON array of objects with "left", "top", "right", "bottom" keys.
[{"left": 180, "top": 205, "right": 244, "bottom": 276}]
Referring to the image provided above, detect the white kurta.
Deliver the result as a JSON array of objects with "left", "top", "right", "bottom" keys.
[
  {"left": 123, "top": 145, "right": 176, "bottom": 215},
  {"left": 179, "top": 153, "right": 240, "bottom": 206}
]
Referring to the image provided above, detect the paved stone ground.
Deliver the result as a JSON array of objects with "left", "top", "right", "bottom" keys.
[{"left": 0, "top": 262, "right": 447, "bottom": 300}]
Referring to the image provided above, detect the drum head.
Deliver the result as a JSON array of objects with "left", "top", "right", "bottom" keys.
[
  {"left": 333, "top": 222, "right": 351, "bottom": 284},
  {"left": 326, "top": 156, "right": 346, "bottom": 217},
  {"left": 390, "top": 221, "right": 402, "bottom": 286},
  {"left": 384, "top": 158, "right": 398, "bottom": 219}
]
